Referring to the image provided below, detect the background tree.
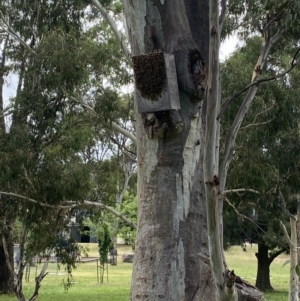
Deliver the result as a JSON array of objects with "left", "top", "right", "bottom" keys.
[
  {"left": 0, "top": 0, "right": 134, "bottom": 297},
  {"left": 222, "top": 36, "right": 300, "bottom": 291}
]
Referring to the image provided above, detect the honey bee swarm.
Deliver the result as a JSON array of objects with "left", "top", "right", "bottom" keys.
[{"left": 132, "top": 52, "right": 167, "bottom": 101}]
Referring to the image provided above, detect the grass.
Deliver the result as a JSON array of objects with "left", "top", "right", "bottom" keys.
[
  {"left": 226, "top": 244, "right": 289, "bottom": 301},
  {"left": 1, "top": 244, "right": 289, "bottom": 301}
]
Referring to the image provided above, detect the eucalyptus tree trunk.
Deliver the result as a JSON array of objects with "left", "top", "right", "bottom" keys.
[
  {"left": 0, "top": 36, "right": 14, "bottom": 295},
  {"left": 289, "top": 218, "right": 299, "bottom": 301},
  {"left": 123, "top": 1, "right": 213, "bottom": 300},
  {"left": 281, "top": 217, "right": 299, "bottom": 301}
]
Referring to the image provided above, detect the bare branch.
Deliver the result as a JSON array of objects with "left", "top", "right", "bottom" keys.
[
  {"left": 278, "top": 189, "right": 296, "bottom": 221},
  {"left": 270, "top": 27, "right": 284, "bottom": 45},
  {"left": 240, "top": 104, "right": 275, "bottom": 129},
  {"left": 280, "top": 220, "right": 291, "bottom": 245},
  {"left": 217, "top": 31, "right": 292, "bottom": 122},
  {"left": 241, "top": 120, "right": 273, "bottom": 130},
  {"left": 109, "top": 135, "right": 137, "bottom": 158},
  {"left": 223, "top": 188, "right": 260, "bottom": 195},
  {"left": 262, "top": 1, "right": 294, "bottom": 32},
  {"left": 63, "top": 200, "right": 137, "bottom": 229},
  {"left": 0, "top": 190, "right": 137, "bottom": 229},
  {"left": 0, "top": 104, "right": 14, "bottom": 119},
  {"left": 0, "top": 191, "right": 76, "bottom": 209},
  {"left": 219, "top": 85, "right": 259, "bottom": 190},
  {"left": 17, "top": 222, "right": 27, "bottom": 272},
  {"left": 223, "top": 195, "right": 289, "bottom": 251},
  {"left": 222, "top": 196, "right": 257, "bottom": 224},
  {"left": 28, "top": 252, "right": 50, "bottom": 301},
  {"left": 91, "top": 0, "right": 132, "bottom": 65},
  {"left": 0, "top": 11, "right": 35, "bottom": 55},
  {"left": 110, "top": 121, "right": 137, "bottom": 145},
  {"left": 116, "top": 153, "right": 135, "bottom": 204}
]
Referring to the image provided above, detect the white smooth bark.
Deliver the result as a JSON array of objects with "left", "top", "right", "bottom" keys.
[
  {"left": 204, "top": 0, "right": 233, "bottom": 298},
  {"left": 281, "top": 218, "right": 299, "bottom": 301}
]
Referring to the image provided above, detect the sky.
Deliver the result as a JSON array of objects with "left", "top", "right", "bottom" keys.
[{"left": 220, "top": 35, "right": 240, "bottom": 61}]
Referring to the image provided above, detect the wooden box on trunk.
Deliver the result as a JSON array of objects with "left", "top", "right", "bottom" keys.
[{"left": 132, "top": 52, "right": 180, "bottom": 113}]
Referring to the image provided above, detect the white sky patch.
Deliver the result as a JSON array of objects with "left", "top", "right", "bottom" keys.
[
  {"left": 3, "top": 72, "right": 18, "bottom": 106},
  {"left": 220, "top": 35, "right": 241, "bottom": 62}
]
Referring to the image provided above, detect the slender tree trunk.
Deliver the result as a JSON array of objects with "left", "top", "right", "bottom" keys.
[
  {"left": 297, "top": 198, "right": 300, "bottom": 299},
  {"left": 112, "top": 155, "right": 134, "bottom": 265},
  {"left": 255, "top": 244, "right": 273, "bottom": 291},
  {"left": 0, "top": 231, "right": 14, "bottom": 294},
  {"left": 123, "top": 1, "right": 214, "bottom": 300},
  {"left": 289, "top": 218, "right": 299, "bottom": 301}
]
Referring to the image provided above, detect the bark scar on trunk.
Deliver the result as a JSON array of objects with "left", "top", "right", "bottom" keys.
[
  {"left": 188, "top": 49, "right": 207, "bottom": 102},
  {"left": 205, "top": 175, "right": 220, "bottom": 186}
]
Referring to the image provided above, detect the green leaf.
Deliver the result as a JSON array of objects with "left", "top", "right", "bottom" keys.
[
  {"left": 295, "top": 265, "right": 300, "bottom": 276},
  {"left": 282, "top": 260, "right": 290, "bottom": 267}
]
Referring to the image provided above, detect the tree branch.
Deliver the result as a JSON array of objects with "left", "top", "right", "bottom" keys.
[
  {"left": 241, "top": 120, "right": 273, "bottom": 130},
  {"left": 219, "top": 33, "right": 281, "bottom": 190},
  {"left": 240, "top": 104, "right": 275, "bottom": 130},
  {"left": 28, "top": 252, "right": 50, "bottom": 301},
  {"left": 248, "top": 0, "right": 263, "bottom": 34},
  {"left": 0, "top": 191, "right": 137, "bottom": 229},
  {"left": 116, "top": 153, "right": 135, "bottom": 204},
  {"left": 110, "top": 121, "right": 136, "bottom": 145},
  {"left": 0, "top": 11, "right": 35, "bottom": 55},
  {"left": 218, "top": 46, "right": 299, "bottom": 120},
  {"left": 63, "top": 200, "right": 137, "bottom": 229},
  {"left": 91, "top": 0, "right": 132, "bottom": 65},
  {"left": 109, "top": 135, "right": 137, "bottom": 158},
  {"left": 223, "top": 188, "right": 260, "bottom": 195},
  {"left": 280, "top": 220, "right": 291, "bottom": 245},
  {"left": 0, "top": 191, "right": 76, "bottom": 209},
  {"left": 65, "top": 91, "right": 137, "bottom": 144},
  {"left": 269, "top": 247, "right": 287, "bottom": 263},
  {"left": 278, "top": 189, "right": 296, "bottom": 221},
  {"left": 222, "top": 196, "right": 258, "bottom": 224},
  {"left": 262, "top": 1, "right": 294, "bottom": 32}
]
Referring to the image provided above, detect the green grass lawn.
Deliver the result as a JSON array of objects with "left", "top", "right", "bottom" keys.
[
  {"left": 226, "top": 244, "right": 289, "bottom": 301},
  {"left": 1, "top": 244, "right": 289, "bottom": 301}
]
